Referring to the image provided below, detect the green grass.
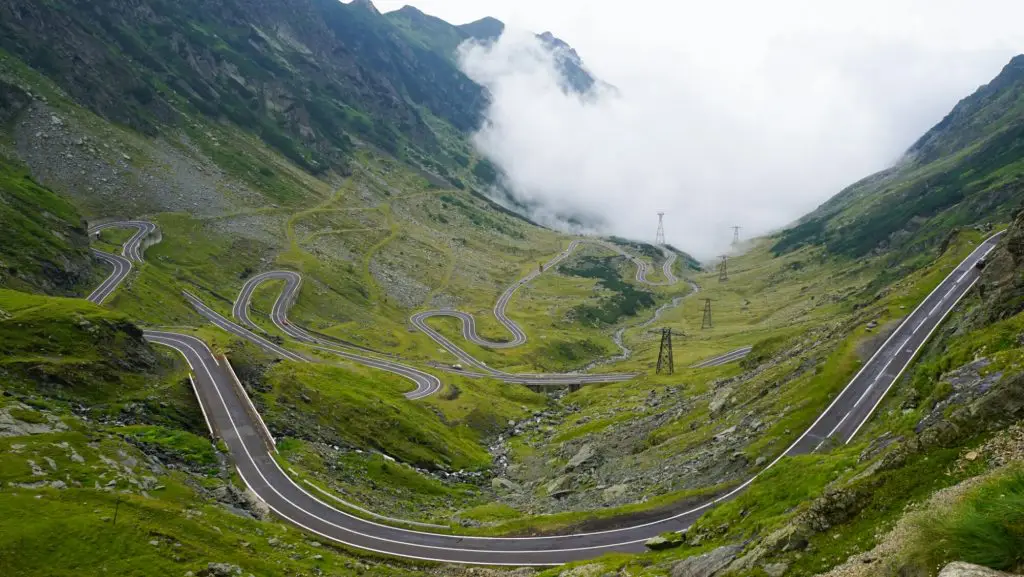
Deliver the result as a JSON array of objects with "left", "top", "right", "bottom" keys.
[
  {"left": 0, "top": 289, "right": 206, "bottom": 433},
  {"left": 559, "top": 255, "right": 656, "bottom": 326},
  {"left": 278, "top": 443, "right": 482, "bottom": 524},
  {"left": 457, "top": 502, "right": 522, "bottom": 523},
  {"left": 691, "top": 452, "right": 858, "bottom": 538},
  {"left": 0, "top": 431, "right": 424, "bottom": 577},
  {"left": 909, "top": 468, "right": 1024, "bottom": 572},
  {"left": 258, "top": 362, "right": 489, "bottom": 470},
  {"left": 8, "top": 407, "right": 47, "bottom": 424},
  {"left": 118, "top": 425, "right": 218, "bottom": 470},
  {"left": 0, "top": 158, "right": 95, "bottom": 296}
]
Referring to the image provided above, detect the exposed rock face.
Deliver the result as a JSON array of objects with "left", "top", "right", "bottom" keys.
[
  {"left": 670, "top": 544, "right": 744, "bottom": 577},
  {"left": 938, "top": 562, "right": 1016, "bottom": 577},
  {"left": 976, "top": 209, "right": 1024, "bottom": 325},
  {"left": 0, "top": 78, "right": 32, "bottom": 123},
  {"left": 564, "top": 443, "right": 598, "bottom": 471}
]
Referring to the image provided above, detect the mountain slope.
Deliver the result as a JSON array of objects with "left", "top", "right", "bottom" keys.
[
  {"left": 774, "top": 55, "right": 1024, "bottom": 261},
  {"left": 0, "top": 154, "right": 94, "bottom": 296},
  {"left": 0, "top": 0, "right": 484, "bottom": 172}
]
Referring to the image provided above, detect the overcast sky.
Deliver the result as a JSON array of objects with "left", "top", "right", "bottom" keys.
[{"left": 375, "top": 0, "right": 1024, "bottom": 257}]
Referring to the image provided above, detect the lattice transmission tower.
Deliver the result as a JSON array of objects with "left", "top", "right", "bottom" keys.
[
  {"left": 702, "top": 299, "right": 713, "bottom": 329},
  {"left": 718, "top": 255, "right": 729, "bottom": 282},
  {"left": 732, "top": 226, "right": 741, "bottom": 245},
  {"left": 655, "top": 212, "right": 666, "bottom": 246},
  {"left": 656, "top": 327, "right": 674, "bottom": 374}
]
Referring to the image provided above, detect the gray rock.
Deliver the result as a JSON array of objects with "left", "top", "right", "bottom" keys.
[
  {"left": 545, "top": 474, "right": 575, "bottom": 495},
  {"left": 602, "top": 484, "right": 629, "bottom": 503},
  {"left": 763, "top": 562, "right": 789, "bottom": 577},
  {"left": 938, "top": 563, "right": 1015, "bottom": 577},
  {"left": 565, "top": 443, "right": 598, "bottom": 471},
  {"left": 491, "top": 477, "right": 519, "bottom": 492},
  {"left": 670, "top": 544, "right": 743, "bottom": 577},
  {"left": 645, "top": 532, "right": 685, "bottom": 550},
  {"left": 205, "top": 562, "right": 243, "bottom": 576}
]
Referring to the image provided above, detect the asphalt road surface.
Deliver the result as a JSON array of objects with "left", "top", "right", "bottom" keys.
[
  {"left": 89, "top": 227, "right": 1001, "bottom": 564},
  {"left": 789, "top": 231, "right": 1003, "bottom": 452},
  {"left": 85, "top": 220, "right": 157, "bottom": 304},
  {"left": 691, "top": 346, "right": 753, "bottom": 369}
]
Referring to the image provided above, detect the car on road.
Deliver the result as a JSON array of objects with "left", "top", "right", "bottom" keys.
[{"left": 452, "top": 363, "right": 463, "bottom": 370}]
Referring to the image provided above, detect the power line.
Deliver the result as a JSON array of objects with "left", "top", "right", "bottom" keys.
[{"left": 655, "top": 212, "right": 666, "bottom": 246}]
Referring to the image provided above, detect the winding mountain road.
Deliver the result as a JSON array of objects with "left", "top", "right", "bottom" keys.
[
  {"left": 85, "top": 220, "right": 157, "bottom": 304},
  {"left": 216, "top": 240, "right": 686, "bottom": 387},
  {"left": 88, "top": 223, "right": 1002, "bottom": 565},
  {"left": 410, "top": 240, "right": 680, "bottom": 379}
]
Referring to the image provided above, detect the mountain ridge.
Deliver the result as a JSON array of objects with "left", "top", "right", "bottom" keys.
[
  {"left": 385, "top": 5, "right": 599, "bottom": 95},
  {"left": 773, "top": 53, "right": 1024, "bottom": 262}
]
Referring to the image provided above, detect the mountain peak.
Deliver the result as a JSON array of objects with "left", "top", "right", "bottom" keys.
[
  {"left": 457, "top": 16, "right": 505, "bottom": 42},
  {"left": 349, "top": 0, "right": 381, "bottom": 16}
]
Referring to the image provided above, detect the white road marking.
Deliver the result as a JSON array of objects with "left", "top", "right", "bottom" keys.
[
  {"left": 853, "top": 383, "right": 876, "bottom": 408},
  {"left": 826, "top": 411, "right": 852, "bottom": 438}
]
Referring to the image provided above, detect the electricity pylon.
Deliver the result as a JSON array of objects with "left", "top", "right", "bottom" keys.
[
  {"left": 702, "top": 299, "right": 713, "bottom": 329},
  {"left": 656, "top": 327, "right": 674, "bottom": 374},
  {"left": 718, "top": 255, "right": 728, "bottom": 282},
  {"left": 655, "top": 212, "right": 666, "bottom": 246},
  {"left": 732, "top": 226, "right": 741, "bottom": 245}
]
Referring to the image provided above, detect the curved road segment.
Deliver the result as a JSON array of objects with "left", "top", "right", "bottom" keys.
[
  {"left": 221, "top": 240, "right": 685, "bottom": 387},
  {"left": 85, "top": 220, "right": 157, "bottom": 304},
  {"left": 411, "top": 240, "right": 679, "bottom": 379},
  {"left": 91, "top": 225, "right": 1001, "bottom": 564}
]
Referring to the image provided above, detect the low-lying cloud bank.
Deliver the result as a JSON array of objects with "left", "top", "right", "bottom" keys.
[{"left": 458, "top": 29, "right": 1014, "bottom": 258}]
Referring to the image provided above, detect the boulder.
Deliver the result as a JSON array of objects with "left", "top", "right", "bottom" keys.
[
  {"left": 938, "top": 562, "right": 1015, "bottom": 577},
  {"left": 645, "top": 531, "right": 685, "bottom": 551},
  {"left": 602, "top": 484, "right": 629, "bottom": 503},
  {"left": 491, "top": 477, "right": 519, "bottom": 492},
  {"left": 763, "top": 562, "right": 789, "bottom": 577},
  {"left": 202, "top": 563, "right": 242, "bottom": 577},
  {"left": 565, "top": 443, "right": 598, "bottom": 471},
  {"left": 545, "top": 474, "right": 575, "bottom": 495},
  {"left": 670, "top": 544, "right": 743, "bottom": 577}
]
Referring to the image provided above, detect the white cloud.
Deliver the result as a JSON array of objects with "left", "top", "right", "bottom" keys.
[{"left": 379, "top": 0, "right": 1024, "bottom": 258}]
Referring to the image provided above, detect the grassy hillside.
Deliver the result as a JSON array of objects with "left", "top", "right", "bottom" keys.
[
  {"left": 774, "top": 56, "right": 1024, "bottom": 263},
  {"left": 0, "top": 156, "right": 94, "bottom": 295},
  {"left": 4, "top": 2, "right": 1024, "bottom": 576}
]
